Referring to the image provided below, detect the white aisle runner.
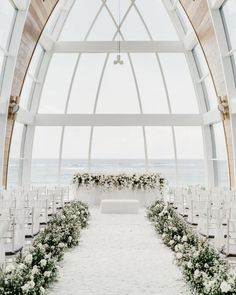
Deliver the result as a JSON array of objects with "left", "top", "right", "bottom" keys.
[{"left": 48, "top": 209, "right": 192, "bottom": 295}]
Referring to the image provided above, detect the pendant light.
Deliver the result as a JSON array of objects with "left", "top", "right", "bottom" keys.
[{"left": 114, "top": 0, "right": 124, "bottom": 65}]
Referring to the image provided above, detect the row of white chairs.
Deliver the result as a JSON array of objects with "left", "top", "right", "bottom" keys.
[
  {"left": 0, "top": 186, "right": 70, "bottom": 269},
  {"left": 168, "top": 186, "right": 236, "bottom": 257}
]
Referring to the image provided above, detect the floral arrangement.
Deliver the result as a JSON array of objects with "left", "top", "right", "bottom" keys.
[
  {"left": 0, "top": 201, "right": 90, "bottom": 295},
  {"left": 147, "top": 200, "right": 236, "bottom": 295},
  {"left": 72, "top": 172, "right": 166, "bottom": 193}
]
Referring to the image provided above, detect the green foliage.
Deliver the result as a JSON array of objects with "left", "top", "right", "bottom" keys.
[
  {"left": 147, "top": 200, "right": 236, "bottom": 295},
  {"left": 0, "top": 201, "right": 90, "bottom": 295}
]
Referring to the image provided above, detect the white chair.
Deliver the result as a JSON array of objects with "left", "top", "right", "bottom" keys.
[
  {"left": 4, "top": 209, "right": 25, "bottom": 255},
  {"left": 47, "top": 189, "right": 64, "bottom": 215},
  {"left": 225, "top": 218, "right": 236, "bottom": 256},
  {"left": 32, "top": 186, "right": 47, "bottom": 195},
  {"left": 55, "top": 186, "right": 70, "bottom": 203},
  {"left": 25, "top": 201, "right": 41, "bottom": 238},
  {"left": 198, "top": 206, "right": 222, "bottom": 238}
]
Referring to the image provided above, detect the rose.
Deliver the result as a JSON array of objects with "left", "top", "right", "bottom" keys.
[
  {"left": 5, "top": 264, "right": 15, "bottom": 273},
  {"left": 169, "top": 240, "right": 175, "bottom": 246},
  {"left": 24, "top": 254, "right": 33, "bottom": 265},
  {"left": 40, "top": 259, "right": 47, "bottom": 267},
  {"left": 44, "top": 271, "right": 51, "bottom": 277},
  {"left": 194, "top": 269, "right": 200, "bottom": 279},
  {"left": 58, "top": 243, "right": 66, "bottom": 248},
  {"left": 176, "top": 252, "right": 183, "bottom": 259},
  {"left": 220, "top": 281, "right": 232, "bottom": 293},
  {"left": 182, "top": 235, "right": 188, "bottom": 242},
  {"left": 32, "top": 265, "right": 39, "bottom": 275},
  {"left": 187, "top": 261, "right": 193, "bottom": 269}
]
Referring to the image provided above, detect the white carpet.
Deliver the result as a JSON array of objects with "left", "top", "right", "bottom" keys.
[{"left": 48, "top": 209, "right": 192, "bottom": 295}]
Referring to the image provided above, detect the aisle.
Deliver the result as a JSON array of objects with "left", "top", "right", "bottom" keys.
[{"left": 48, "top": 209, "right": 192, "bottom": 295}]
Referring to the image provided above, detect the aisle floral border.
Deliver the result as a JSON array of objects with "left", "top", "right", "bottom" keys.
[
  {"left": 0, "top": 201, "right": 90, "bottom": 295},
  {"left": 72, "top": 172, "right": 167, "bottom": 193},
  {"left": 147, "top": 200, "right": 236, "bottom": 295}
]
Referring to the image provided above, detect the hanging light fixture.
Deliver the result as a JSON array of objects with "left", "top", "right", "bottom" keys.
[{"left": 114, "top": 0, "right": 124, "bottom": 65}]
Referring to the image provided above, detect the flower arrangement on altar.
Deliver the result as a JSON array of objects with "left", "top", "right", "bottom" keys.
[
  {"left": 72, "top": 172, "right": 167, "bottom": 193},
  {"left": 147, "top": 200, "right": 236, "bottom": 295},
  {"left": 0, "top": 201, "right": 90, "bottom": 295}
]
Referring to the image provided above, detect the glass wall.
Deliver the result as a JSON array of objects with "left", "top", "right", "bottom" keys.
[
  {"left": 39, "top": 54, "right": 78, "bottom": 113},
  {"left": 211, "top": 123, "right": 229, "bottom": 187},
  {"left": 8, "top": 122, "right": 24, "bottom": 187},
  {"left": 18, "top": 0, "right": 222, "bottom": 188},
  {"left": 31, "top": 127, "right": 62, "bottom": 184},
  {"left": 192, "top": 44, "right": 217, "bottom": 110},
  {"left": 60, "top": 127, "right": 91, "bottom": 184},
  {"left": 221, "top": 0, "right": 236, "bottom": 85},
  {"left": 146, "top": 126, "right": 176, "bottom": 185},
  {"left": 175, "top": 126, "right": 205, "bottom": 185},
  {"left": 0, "top": 0, "right": 16, "bottom": 92},
  {"left": 20, "top": 45, "right": 44, "bottom": 110},
  {"left": 30, "top": 124, "right": 206, "bottom": 186},
  {"left": 38, "top": 52, "right": 199, "bottom": 115}
]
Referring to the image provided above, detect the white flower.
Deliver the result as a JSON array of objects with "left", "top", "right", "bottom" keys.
[
  {"left": 18, "top": 263, "right": 26, "bottom": 270},
  {"left": 44, "top": 271, "right": 51, "bottom": 277},
  {"left": 5, "top": 264, "right": 15, "bottom": 273},
  {"left": 32, "top": 266, "right": 39, "bottom": 275},
  {"left": 58, "top": 242, "right": 66, "bottom": 248},
  {"left": 174, "top": 244, "right": 184, "bottom": 252},
  {"left": 22, "top": 283, "right": 30, "bottom": 292},
  {"left": 40, "top": 259, "right": 47, "bottom": 267},
  {"left": 21, "top": 281, "right": 35, "bottom": 292},
  {"left": 169, "top": 240, "right": 175, "bottom": 246},
  {"left": 174, "top": 244, "right": 179, "bottom": 252},
  {"left": 176, "top": 252, "right": 183, "bottom": 259},
  {"left": 45, "top": 253, "right": 51, "bottom": 259},
  {"left": 220, "top": 281, "right": 232, "bottom": 293},
  {"left": 182, "top": 235, "right": 188, "bottom": 242},
  {"left": 24, "top": 254, "right": 33, "bottom": 265},
  {"left": 194, "top": 269, "right": 200, "bottom": 279},
  {"left": 40, "top": 286, "right": 45, "bottom": 294},
  {"left": 193, "top": 251, "right": 199, "bottom": 258},
  {"left": 28, "top": 281, "right": 35, "bottom": 288},
  {"left": 187, "top": 261, "right": 193, "bottom": 269}
]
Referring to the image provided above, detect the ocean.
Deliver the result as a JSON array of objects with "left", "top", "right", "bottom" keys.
[{"left": 8, "top": 159, "right": 228, "bottom": 187}]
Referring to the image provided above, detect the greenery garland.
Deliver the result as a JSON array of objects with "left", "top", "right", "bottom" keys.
[
  {"left": 0, "top": 201, "right": 90, "bottom": 295},
  {"left": 72, "top": 172, "right": 167, "bottom": 193},
  {"left": 147, "top": 200, "right": 236, "bottom": 295}
]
